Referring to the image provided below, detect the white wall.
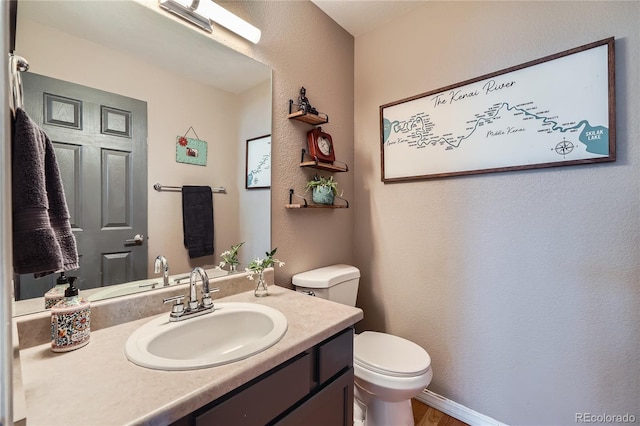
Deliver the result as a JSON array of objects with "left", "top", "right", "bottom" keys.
[
  {"left": 238, "top": 80, "right": 271, "bottom": 265},
  {"left": 354, "top": 1, "right": 639, "bottom": 424},
  {"left": 1, "top": 2, "right": 13, "bottom": 422}
]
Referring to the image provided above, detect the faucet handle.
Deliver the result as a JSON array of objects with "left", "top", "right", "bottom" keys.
[
  {"left": 139, "top": 281, "right": 159, "bottom": 289},
  {"left": 201, "top": 287, "right": 220, "bottom": 309},
  {"left": 163, "top": 295, "right": 185, "bottom": 315}
]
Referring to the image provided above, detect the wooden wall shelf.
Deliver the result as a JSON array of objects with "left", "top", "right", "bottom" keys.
[
  {"left": 286, "top": 96, "right": 349, "bottom": 210},
  {"left": 285, "top": 203, "right": 348, "bottom": 209},
  {"left": 287, "top": 110, "right": 329, "bottom": 125},
  {"left": 299, "top": 161, "right": 347, "bottom": 172},
  {"left": 286, "top": 189, "right": 349, "bottom": 209},
  {"left": 299, "top": 149, "right": 348, "bottom": 172}
]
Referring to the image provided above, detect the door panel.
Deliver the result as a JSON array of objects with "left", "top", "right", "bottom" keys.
[
  {"left": 16, "top": 73, "right": 147, "bottom": 299},
  {"left": 52, "top": 142, "right": 81, "bottom": 227},
  {"left": 102, "top": 149, "right": 131, "bottom": 228}
]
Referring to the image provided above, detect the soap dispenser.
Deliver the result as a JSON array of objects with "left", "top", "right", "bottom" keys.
[
  {"left": 51, "top": 277, "right": 91, "bottom": 352},
  {"left": 44, "top": 272, "right": 70, "bottom": 309}
]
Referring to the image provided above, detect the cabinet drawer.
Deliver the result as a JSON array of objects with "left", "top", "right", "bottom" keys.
[
  {"left": 195, "top": 353, "right": 312, "bottom": 426},
  {"left": 318, "top": 327, "right": 353, "bottom": 384}
]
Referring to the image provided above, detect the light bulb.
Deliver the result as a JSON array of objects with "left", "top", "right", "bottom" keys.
[{"left": 194, "top": 0, "right": 261, "bottom": 44}]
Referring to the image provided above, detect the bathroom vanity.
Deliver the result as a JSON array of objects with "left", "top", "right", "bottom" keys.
[
  {"left": 173, "top": 327, "right": 354, "bottom": 426},
  {"left": 16, "top": 284, "right": 363, "bottom": 425}
]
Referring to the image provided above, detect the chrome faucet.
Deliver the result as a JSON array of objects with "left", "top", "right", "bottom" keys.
[
  {"left": 163, "top": 267, "right": 219, "bottom": 322},
  {"left": 154, "top": 255, "right": 170, "bottom": 287},
  {"left": 189, "top": 267, "right": 212, "bottom": 309}
]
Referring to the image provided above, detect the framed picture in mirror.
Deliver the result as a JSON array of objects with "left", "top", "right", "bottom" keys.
[{"left": 246, "top": 134, "right": 271, "bottom": 189}]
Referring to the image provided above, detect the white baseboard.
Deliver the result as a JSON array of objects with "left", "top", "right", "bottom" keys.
[{"left": 415, "top": 389, "right": 508, "bottom": 426}]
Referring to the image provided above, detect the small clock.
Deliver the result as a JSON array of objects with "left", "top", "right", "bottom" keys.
[{"left": 307, "top": 127, "right": 335, "bottom": 163}]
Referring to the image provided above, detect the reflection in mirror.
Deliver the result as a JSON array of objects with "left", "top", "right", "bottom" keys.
[{"left": 13, "top": 0, "right": 271, "bottom": 316}]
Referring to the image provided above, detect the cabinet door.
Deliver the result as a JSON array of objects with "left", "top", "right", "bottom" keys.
[
  {"left": 195, "top": 353, "right": 312, "bottom": 426},
  {"left": 275, "top": 368, "right": 354, "bottom": 426}
]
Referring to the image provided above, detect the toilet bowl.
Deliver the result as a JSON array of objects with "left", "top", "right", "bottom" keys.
[
  {"left": 292, "top": 265, "right": 433, "bottom": 426},
  {"left": 353, "top": 331, "right": 432, "bottom": 426}
]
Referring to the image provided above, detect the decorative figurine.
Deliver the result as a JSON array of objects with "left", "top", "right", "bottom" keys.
[{"left": 297, "top": 86, "right": 318, "bottom": 115}]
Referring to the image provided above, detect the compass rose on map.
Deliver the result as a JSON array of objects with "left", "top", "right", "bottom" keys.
[{"left": 554, "top": 138, "right": 574, "bottom": 158}]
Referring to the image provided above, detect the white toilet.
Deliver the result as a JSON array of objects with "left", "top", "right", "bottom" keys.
[{"left": 292, "top": 264, "right": 432, "bottom": 426}]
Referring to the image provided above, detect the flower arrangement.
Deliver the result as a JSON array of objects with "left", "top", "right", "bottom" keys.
[
  {"left": 219, "top": 242, "right": 244, "bottom": 271},
  {"left": 247, "top": 248, "right": 285, "bottom": 297},
  {"left": 246, "top": 248, "right": 285, "bottom": 278}
]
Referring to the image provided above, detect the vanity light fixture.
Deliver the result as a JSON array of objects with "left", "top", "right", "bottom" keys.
[{"left": 159, "top": 0, "right": 262, "bottom": 44}]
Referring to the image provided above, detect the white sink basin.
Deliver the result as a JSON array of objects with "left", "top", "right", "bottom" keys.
[{"left": 125, "top": 302, "right": 288, "bottom": 370}]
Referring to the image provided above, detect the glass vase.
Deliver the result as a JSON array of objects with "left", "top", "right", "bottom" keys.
[
  {"left": 254, "top": 270, "right": 268, "bottom": 297},
  {"left": 229, "top": 263, "right": 238, "bottom": 273}
]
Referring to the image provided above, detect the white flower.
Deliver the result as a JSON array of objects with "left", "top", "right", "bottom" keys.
[
  {"left": 245, "top": 248, "right": 285, "bottom": 281},
  {"left": 219, "top": 243, "right": 244, "bottom": 267}
]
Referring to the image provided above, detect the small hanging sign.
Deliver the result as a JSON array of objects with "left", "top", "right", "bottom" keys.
[{"left": 176, "top": 126, "right": 208, "bottom": 166}]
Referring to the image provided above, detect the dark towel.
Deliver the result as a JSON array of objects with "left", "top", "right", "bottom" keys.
[
  {"left": 12, "top": 108, "right": 79, "bottom": 277},
  {"left": 182, "top": 186, "right": 214, "bottom": 259}
]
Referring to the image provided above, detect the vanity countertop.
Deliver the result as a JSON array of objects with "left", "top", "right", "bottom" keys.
[{"left": 18, "top": 285, "right": 363, "bottom": 426}]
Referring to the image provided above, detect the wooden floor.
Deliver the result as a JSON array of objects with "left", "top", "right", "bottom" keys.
[{"left": 412, "top": 399, "right": 469, "bottom": 426}]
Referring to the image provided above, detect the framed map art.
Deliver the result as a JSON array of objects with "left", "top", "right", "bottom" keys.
[
  {"left": 380, "top": 37, "right": 616, "bottom": 182},
  {"left": 246, "top": 134, "right": 271, "bottom": 189}
]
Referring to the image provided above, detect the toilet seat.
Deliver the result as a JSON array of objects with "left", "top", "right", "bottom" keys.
[{"left": 354, "top": 331, "right": 431, "bottom": 378}]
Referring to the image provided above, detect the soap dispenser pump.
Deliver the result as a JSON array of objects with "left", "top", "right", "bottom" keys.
[
  {"left": 51, "top": 276, "right": 91, "bottom": 352},
  {"left": 44, "top": 272, "right": 70, "bottom": 309}
]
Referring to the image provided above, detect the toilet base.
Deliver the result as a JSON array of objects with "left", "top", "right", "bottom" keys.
[{"left": 354, "top": 389, "right": 414, "bottom": 426}]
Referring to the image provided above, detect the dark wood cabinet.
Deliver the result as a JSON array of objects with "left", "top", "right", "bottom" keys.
[
  {"left": 172, "top": 327, "right": 354, "bottom": 426},
  {"left": 274, "top": 368, "right": 353, "bottom": 426}
]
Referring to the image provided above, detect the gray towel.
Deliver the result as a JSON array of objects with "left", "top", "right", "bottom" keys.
[
  {"left": 182, "top": 186, "right": 214, "bottom": 259},
  {"left": 12, "top": 107, "right": 79, "bottom": 277}
]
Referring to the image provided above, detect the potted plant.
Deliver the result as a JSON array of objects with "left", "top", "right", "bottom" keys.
[{"left": 305, "top": 175, "right": 340, "bottom": 205}]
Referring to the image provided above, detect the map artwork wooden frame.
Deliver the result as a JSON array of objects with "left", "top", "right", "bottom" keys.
[
  {"left": 246, "top": 134, "right": 271, "bottom": 189},
  {"left": 380, "top": 38, "right": 615, "bottom": 182}
]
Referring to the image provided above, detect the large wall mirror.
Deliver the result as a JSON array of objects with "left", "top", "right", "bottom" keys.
[{"left": 13, "top": 0, "right": 271, "bottom": 316}]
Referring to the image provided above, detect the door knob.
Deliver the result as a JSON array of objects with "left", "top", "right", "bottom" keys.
[{"left": 125, "top": 234, "right": 144, "bottom": 245}]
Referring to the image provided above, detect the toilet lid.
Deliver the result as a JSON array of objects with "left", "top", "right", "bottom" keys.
[{"left": 354, "top": 331, "right": 431, "bottom": 377}]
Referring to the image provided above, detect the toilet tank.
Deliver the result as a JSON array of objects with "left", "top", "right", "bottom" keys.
[{"left": 292, "top": 264, "right": 360, "bottom": 306}]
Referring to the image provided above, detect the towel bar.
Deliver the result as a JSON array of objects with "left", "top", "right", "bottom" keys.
[{"left": 153, "top": 183, "right": 227, "bottom": 194}]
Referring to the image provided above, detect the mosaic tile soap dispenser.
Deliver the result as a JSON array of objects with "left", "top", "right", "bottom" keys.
[
  {"left": 44, "top": 272, "right": 70, "bottom": 309},
  {"left": 51, "top": 276, "right": 91, "bottom": 352}
]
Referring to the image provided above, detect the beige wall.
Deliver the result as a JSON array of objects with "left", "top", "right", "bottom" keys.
[
  {"left": 354, "top": 1, "right": 639, "bottom": 424},
  {"left": 15, "top": 18, "right": 272, "bottom": 279}
]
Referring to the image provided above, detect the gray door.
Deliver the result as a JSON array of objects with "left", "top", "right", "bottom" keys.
[{"left": 17, "top": 73, "right": 148, "bottom": 299}]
